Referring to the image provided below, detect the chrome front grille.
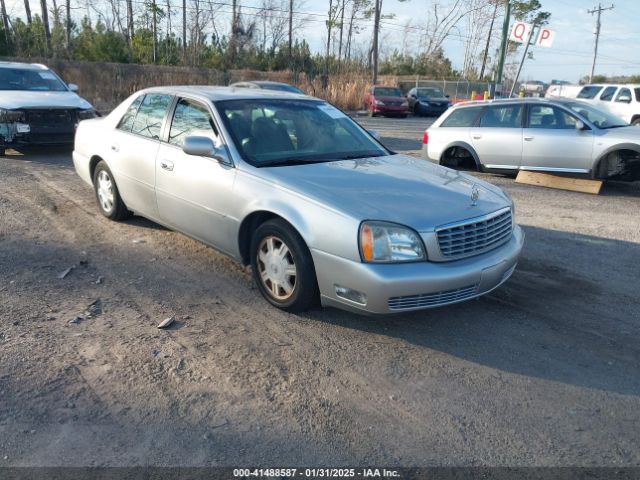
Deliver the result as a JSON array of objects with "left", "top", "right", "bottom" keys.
[
  {"left": 388, "top": 285, "right": 478, "bottom": 311},
  {"left": 436, "top": 208, "right": 512, "bottom": 259}
]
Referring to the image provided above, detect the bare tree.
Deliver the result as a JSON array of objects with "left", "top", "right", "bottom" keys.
[
  {"left": 345, "top": 0, "right": 372, "bottom": 63},
  {"left": 0, "top": 0, "right": 9, "bottom": 50},
  {"left": 182, "top": 0, "right": 186, "bottom": 60},
  {"left": 337, "top": 0, "right": 346, "bottom": 64},
  {"left": 419, "top": 0, "right": 479, "bottom": 59},
  {"left": 257, "top": 0, "right": 289, "bottom": 53},
  {"left": 24, "top": 0, "right": 33, "bottom": 24},
  {"left": 127, "top": 0, "right": 135, "bottom": 42},
  {"left": 65, "top": 0, "right": 71, "bottom": 50},
  {"left": 461, "top": 0, "right": 497, "bottom": 78},
  {"left": 288, "top": 0, "right": 293, "bottom": 59},
  {"left": 40, "top": 0, "right": 52, "bottom": 56}
]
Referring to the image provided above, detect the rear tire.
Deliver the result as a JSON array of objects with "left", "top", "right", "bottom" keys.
[
  {"left": 93, "top": 161, "right": 131, "bottom": 221},
  {"left": 250, "top": 219, "right": 318, "bottom": 312}
]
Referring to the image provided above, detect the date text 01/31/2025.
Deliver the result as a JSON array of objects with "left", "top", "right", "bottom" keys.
[{"left": 233, "top": 468, "right": 401, "bottom": 478}]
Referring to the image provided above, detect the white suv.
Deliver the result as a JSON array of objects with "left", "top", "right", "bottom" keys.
[{"left": 573, "top": 84, "right": 640, "bottom": 125}]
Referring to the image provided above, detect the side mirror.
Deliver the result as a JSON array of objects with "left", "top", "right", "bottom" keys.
[
  {"left": 68, "top": 83, "right": 79, "bottom": 92},
  {"left": 368, "top": 129, "right": 381, "bottom": 140},
  {"left": 445, "top": 94, "right": 450, "bottom": 98},
  {"left": 183, "top": 136, "right": 227, "bottom": 162},
  {"left": 575, "top": 120, "right": 586, "bottom": 131},
  {"left": 618, "top": 94, "right": 632, "bottom": 103}
]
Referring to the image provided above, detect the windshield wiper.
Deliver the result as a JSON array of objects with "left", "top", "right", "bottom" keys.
[
  {"left": 339, "top": 153, "right": 385, "bottom": 160},
  {"left": 601, "top": 124, "right": 627, "bottom": 129},
  {"left": 257, "top": 158, "right": 336, "bottom": 168}
]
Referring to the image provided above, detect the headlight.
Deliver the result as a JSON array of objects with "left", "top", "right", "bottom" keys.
[
  {"left": 401, "top": 101, "right": 409, "bottom": 107},
  {"left": 359, "top": 221, "right": 426, "bottom": 263},
  {"left": 0, "top": 108, "right": 25, "bottom": 122},
  {"left": 77, "top": 109, "right": 99, "bottom": 120},
  {"left": 374, "top": 100, "right": 385, "bottom": 106}
]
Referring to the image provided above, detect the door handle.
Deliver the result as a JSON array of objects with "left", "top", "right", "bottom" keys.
[
  {"left": 160, "top": 160, "right": 174, "bottom": 171},
  {"left": 111, "top": 144, "right": 120, "bottom": 152},
  {"left": 472, "top": 135, "right": 482, "bottom": 140},
  {"left": 524, "top": 136, "right": 534, "bottom": 141}
]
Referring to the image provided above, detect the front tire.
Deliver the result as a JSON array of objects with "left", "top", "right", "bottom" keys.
[
  {"left": 250, "top": 219, "right": 318, "bottom": 312},
  {"left": 93, "top": 161, "right": 131, "bottom": 221},
  {"left": 631, "top": 117, "right": 640, "bottom": 126}
]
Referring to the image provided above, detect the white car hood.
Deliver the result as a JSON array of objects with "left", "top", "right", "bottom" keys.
[{"left": 0, "top": 91, "right": 93, "bottom": 110}]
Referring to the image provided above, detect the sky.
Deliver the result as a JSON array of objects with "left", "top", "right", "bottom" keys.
[
  {"left": 285, "top": 0, "right": 640, "bottom": 83},
  {"left": 4, "top": 0, "right": 640, "bottom": 83}
]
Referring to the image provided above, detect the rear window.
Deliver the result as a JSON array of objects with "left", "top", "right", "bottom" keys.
[
  {"left": 374, "top": 87, "right": 402, "bottom": 97},
  {"left": 577, "top": 86, "right": 603, "bottom": 99},
  {"left": 440, "top": 107, "right": 482, "bottom": 127}
]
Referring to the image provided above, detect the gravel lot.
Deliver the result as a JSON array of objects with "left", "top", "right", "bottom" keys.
[{"left": 1, "top": 116, "right": 639, "bottom": 467}]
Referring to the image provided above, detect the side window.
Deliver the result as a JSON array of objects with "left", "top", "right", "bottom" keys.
[
  {"left": 635, "top": 88, "right": 640, "bottom": 102},
  {"left": 131, "top": 93, "right": 172, "bottom": 140},
  {"left": 479, "top": 105, "right": 523, "bottom": 128},
  {"left": 528, "top": 105, "right": 577, "bottom": 129},
  {"left": 168, "top": 98, "right": 218, "bottom": 147},
  {"left": 599, "top": 86, "right": 617, "bottom": 101},
  {"left": 577, "top": 86, "right": 603, "bottom": 99},
  {"left": 615, "top": 88, "right": 632, "bottom": 103},
  {"left": 440, "top": 107, "right": 482, "bottom": 127},
  {"left": 117, "top": 95, "right": 143, "bottom": 132}
]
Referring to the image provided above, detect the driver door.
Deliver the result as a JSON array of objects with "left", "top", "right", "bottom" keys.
[
  {"left": 155, "top": 97, "right": 238, "bottom": 254},
  {"left": 521, "top": 104, "right": 594, "bottom": 172}
]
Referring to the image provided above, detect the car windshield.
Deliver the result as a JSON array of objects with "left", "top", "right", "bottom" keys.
[
  {"left": 417, "top": 88, "right": 445, "bottom": 97},
  {"left": 216, "top": 99, "right": 388, "bottom": 167},
  {"left": 0, "top": 67, "right": 67, "bottom": 91},
  {"left": 374, "top": 87, "right": 402, "bottom": 97},
  {"left": 259, "top": 83, "right": 303, "bottom": 94},
  {"left": 565, "top": 102, "right": 628, "bottom": 129}
]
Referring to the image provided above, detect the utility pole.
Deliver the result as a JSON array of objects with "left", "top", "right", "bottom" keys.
[
  {"left": 494, "top": 0, "right": 511, "bottom": 97},
  {"left": 479, "top": 1, "right": 499, "bottom": 81},
  {"left": 509, "top": 23, "right": 536, "bottom": 97},
  {"left": 371, "top": 0, "right": 382, "bottom": 85},
  {"left": 588, "top": 3, "right": 614, "bottom": 83}
]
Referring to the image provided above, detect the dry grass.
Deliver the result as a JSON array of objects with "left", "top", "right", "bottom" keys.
[{"left": 1, "top": 57, "right": 403, "bottom": 111}]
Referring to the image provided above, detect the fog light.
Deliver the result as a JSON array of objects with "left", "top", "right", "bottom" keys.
[{"left": 334, "top": 285, "right": 367, "bottom": 305}]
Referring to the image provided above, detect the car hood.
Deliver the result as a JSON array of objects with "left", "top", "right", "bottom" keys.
[
  {"left": 0, "top": 91, "right": 93, "bottom": 110},
  {"left": 257, "top": 155, "right": 511, "bottom": 231},
  {"left": 599, "top": 125, "right": 640, "bottom": 140},
  {"left": 418, "top": 96, "right": 449, "bottom": 103}
]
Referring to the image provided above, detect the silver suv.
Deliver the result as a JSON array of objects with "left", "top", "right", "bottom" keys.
[{"left": 422, "top": 98, "right": 640, "bottom": 182}]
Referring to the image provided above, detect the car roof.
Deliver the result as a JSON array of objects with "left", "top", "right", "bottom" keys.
[
  {"left": 451, "top": 97, "right": 589, "bottom": 109},
  {"left": 581, "top": 83, "right": 640, "bottom": 88},
  {"left": 0, "top": 61, "right": 50, "bottom": 70},
  {"left": 138, "top": 85, "right": 311, "bottom": 101}
]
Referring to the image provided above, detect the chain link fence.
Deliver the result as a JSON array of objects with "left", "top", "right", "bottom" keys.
[{"left": 397, "top": 78, "right": 492, "bottom": 102}]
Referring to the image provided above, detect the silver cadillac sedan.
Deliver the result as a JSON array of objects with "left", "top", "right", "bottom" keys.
[{"left": 73, "top": 86, "right": 524, "bottom": 315}]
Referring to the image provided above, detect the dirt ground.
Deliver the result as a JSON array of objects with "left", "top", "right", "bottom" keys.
[{"left": 1, "top": 122, "right": 639, "bottom": 467}]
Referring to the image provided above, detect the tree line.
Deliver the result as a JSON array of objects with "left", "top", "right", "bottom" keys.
[{"left": 0, "top": 0, "right": 549, "bottom": 81}]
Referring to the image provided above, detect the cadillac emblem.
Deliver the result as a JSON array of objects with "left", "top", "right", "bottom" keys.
[{"left": 471, "top": 184, "right": 480, "bottom": 206}]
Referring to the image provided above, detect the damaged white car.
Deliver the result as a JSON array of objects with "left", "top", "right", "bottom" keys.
[{"left": 0, "top": 61, "right": 98, "bottom": 156}]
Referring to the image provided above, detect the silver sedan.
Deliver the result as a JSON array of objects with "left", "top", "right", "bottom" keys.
[
  {"left": 423, "top": 98, "right": 640, "bottom": 181},
  {"left": 73, "top": 86, "right": 523, "bottom": 315}
]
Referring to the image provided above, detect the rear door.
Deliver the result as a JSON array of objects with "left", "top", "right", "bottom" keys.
[
  {"left": 470, "top": 103, "right": 524, "bottom": 169},
  {"left": 109, "top": 92, "right": 173, "bottom": 219},
  {"left": 521, "top": 104, "right": 593, "bottom": 172},
  {"left": 155, "top": 97, "right": 238, "bottom": 254}
]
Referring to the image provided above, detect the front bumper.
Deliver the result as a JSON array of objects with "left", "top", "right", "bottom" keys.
[
  {"left": 312, "top": 225, "right": 524, "bottom": 315},
  {"left": 373, "top": 105, "right": 409, "bottom": 115}
]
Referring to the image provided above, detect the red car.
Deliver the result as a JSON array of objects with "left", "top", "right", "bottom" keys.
[{"left": 364, "top": 86, "right": 409, "bottom": 118}]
